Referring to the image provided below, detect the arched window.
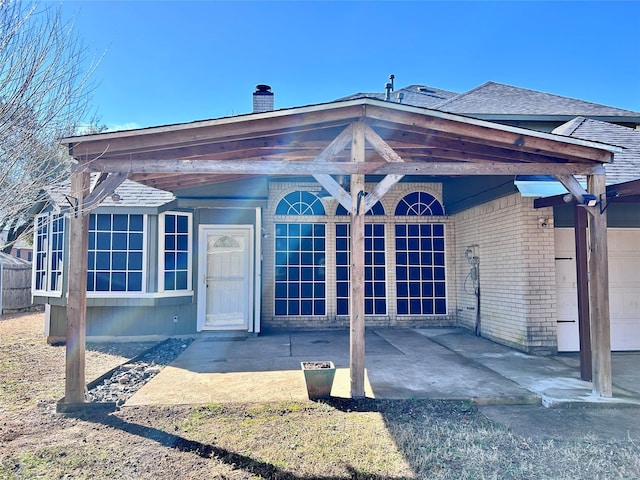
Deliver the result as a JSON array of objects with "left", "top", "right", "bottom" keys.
[
  {"left": 395, "top": 192, "right": 446, "bottom": 316},
  {"left": 395, "top": 191, "right": 444, "bottom": 216},
  {"left": 274, "top": 191, "right": 326, "bottom": 316},
  {"left": 275, "top": 191, "right": 325, "bottom": 216}
]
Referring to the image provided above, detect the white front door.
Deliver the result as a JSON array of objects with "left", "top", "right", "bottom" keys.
[{"left": 197, "top": 226, "right": 253, "bottom": 330}]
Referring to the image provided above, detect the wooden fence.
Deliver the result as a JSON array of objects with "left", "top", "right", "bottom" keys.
[{"left": 0, "top": 254, "right": 34, "bottom": 314}]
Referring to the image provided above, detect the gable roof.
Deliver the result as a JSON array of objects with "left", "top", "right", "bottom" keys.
[
  {"left": 554, "top": 117, "right": 640, "bottom": 185},
  {"left": 434, "top": 82, "right": 640, "bottom": 120},
  {"left": 62, "top": 98, "right": 617, "bottom": 192}
]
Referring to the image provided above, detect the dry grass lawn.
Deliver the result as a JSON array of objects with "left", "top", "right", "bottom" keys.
[{"left": 1, "top": 312, "right": 639, "bottom": 479}]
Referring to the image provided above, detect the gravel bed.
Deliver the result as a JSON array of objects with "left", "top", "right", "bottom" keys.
[{"left": 85, "top": 338, "right": 194, "bottom": 406}]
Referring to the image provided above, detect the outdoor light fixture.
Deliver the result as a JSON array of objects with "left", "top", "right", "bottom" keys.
[
  {"left": 581, "top": 193, "right": 598, "bottom": 207},
  {"left": 63, "top": 194, "right": 79, "bottom": 217}
]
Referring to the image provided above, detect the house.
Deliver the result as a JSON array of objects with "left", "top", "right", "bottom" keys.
[
  {"left": 0, "top": 230, "right": 32, "bottom": 261},
  {"left": 33, "top": 81, "right": 640, "bottom": 400}
]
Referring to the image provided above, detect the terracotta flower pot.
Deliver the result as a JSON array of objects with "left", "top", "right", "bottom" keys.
[{"left": 301, "top": 361, "right": 335, "bottom": 400}]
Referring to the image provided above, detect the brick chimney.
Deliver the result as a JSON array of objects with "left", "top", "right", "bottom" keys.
[{"left": 253, "top": 84, "right": 274, "bottom": 113}]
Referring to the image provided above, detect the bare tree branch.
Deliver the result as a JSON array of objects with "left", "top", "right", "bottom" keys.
[{"left": 0, "top": 0, "right": 101, "bottom": 253}]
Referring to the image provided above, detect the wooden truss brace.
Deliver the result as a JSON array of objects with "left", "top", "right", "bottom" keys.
[
  {"left": 312, "top": 122, "right": 405, "bottom": 212},
  {"left": 83, "top": 172, "right": 128, "bottom": 212},
  {"left": 554, "top": 174, "right": 599, "bottom": 216}
]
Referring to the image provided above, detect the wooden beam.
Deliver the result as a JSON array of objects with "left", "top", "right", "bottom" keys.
[
  {"left": 363, "top": 124, "right": 404, "bottom": 212},
  {"left": 366, "top": 105, "right": 615, "bottom": 163},
  {"left": 83, "top": 172, "right": 128, "bottom": 211},
  {"left": 314, "top": 123, "right": 353, "bottom": 162},
  {"left": 313, "top": 173, "right": 351, "bottom": 212},
  {"left": 554, "top": 174, "right": 590, "bottom": 204},
  {"left": 350, "top": 120, "right": 366, "bottom": 399},
  {"left": 65, "top": 171, "right": 90, "bottom": 404},
  {"left": 370, "top": 120, "right": 609, "bottom": 165},
  {"left": 535, "top": 178, "right": 639, "bottom": 209},
  {"left": 587, "top": 173, "right": 612, "bottom": 397},
  {"left": 364, "top": 124, "right": 403, "bottom": 163},
  {"left": 69, "top": 106, "right": 362, "bottom": 159},
  {"left": 310, "top": 123, "right": 355, "bottom": 211},
  {"left": 83, "top": 158, "right": 605, "bottom": 177},
  {"left": 574, "top": 204, "right": 592, "bottom": 381}
]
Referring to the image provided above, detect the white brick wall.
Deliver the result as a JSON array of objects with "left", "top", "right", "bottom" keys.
[
  {"left": 261, "top": 183, "right": 558, "bottom": 353},
  {"left": 453, "top": 193, "right": 557, "bottom": 353}
]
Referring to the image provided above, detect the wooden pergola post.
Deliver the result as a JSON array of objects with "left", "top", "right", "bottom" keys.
[
  {"left": 350, "top": 120, "right": 366, "bottom": 398},
  {"left": 65, "top": 170, "right": 90, "bottom": 404},
  {"left": 574, "top": 204, "right": 592, "bottom": 381},
  {"left": 587, "top": 173, "right": 612, "bottom": 397}
]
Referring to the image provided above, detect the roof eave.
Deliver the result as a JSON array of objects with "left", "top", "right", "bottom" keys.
[
  {"left": 62, "top": 98, "right": 621, "bottom": 158},
  {"left": 463, "top": 113, "right": 640, "bottom": 124}
]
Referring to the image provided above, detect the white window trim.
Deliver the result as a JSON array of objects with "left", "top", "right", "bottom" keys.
[
  {"left": 87, "top": 213, "right": 148, "bottom": 294},
  {"left": 85, "top": 290, "right": 194, "bottom": 299},
  {"left": 32, "top": 212, "right": 65, "bottom": 298},
  {"left": 158, "top": 211, "right": 193, "bottom": 293}
]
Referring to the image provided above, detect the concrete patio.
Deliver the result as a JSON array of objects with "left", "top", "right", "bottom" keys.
[{"left": 127, "top": 328, "right": 640, "bottom": 408}]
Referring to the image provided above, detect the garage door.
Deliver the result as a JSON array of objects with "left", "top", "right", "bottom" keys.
[{"left": 555, "top": 228, "right": 640, "bottom": 351}]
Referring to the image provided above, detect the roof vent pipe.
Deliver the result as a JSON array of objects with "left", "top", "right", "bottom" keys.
[
  {"left": 253, "top": 84, "right": 274, "bottom": 113},
  {"left": 384, "top": 74, "right": 395, "bottom": 101}
]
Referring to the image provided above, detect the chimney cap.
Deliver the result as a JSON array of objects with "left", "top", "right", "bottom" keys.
[{"left": 255, "top": 84, "right": 272, "bottom": 93}]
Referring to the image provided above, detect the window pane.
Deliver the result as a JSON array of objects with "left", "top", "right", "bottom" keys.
[
  {"left": 128, "top": 272, "right": 142, "bottom": 291},
  {"left": 129, "top": 233, "right": 143, "bottom": 250},
  {"left": 112, "top": 233, "right": 128, "bottom": 251},
  {"left": 165, "top": 215, "right": 176, "bottom": 233},
  {"left": 111, "top": 272, "right": 127, "bottom": 291},
  {"left": 129, "top": 252, "right": 143, "bottom": 270},
  {"left": 176, "top": 271, "right": 188, "bottom": 290},
  {"left": 97, "top": 214, "right": 111, "bottom": 231},
  {"left": 177, "top": 215, "right": 188, "bottom": 232},
  {"left": 164, "top": 272, "right": 175, "bottom": 290},
  {"left": 96, "top": 252, "right": 110, "bottom": 270},
  {"left": 113, "top": 214, "right": 129, "bottom": 231},
  {"left": 97, "top": 232, "right": 111, "bottom": 250},
  {"left": 177, "top": 234, "right": 188, "bottom": 251},
  {"left": 112, "top": 252, "right": 127, "bottom": 270},
  {"left": 129, "top": 215, "right": 144, "bottom": 231},
  {"left": 96, "top": 272, "right": 110, "bottom": 291},
  {"left": 177, "top": 252, "right": 188, "bottom": 269},
  {"left": 165, "top": 252, "right": 175, "bottom": 270}
]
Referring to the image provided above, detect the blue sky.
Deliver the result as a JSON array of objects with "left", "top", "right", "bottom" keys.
[{"left": 62, "top": 1, "right": 640, "bottom": 131}]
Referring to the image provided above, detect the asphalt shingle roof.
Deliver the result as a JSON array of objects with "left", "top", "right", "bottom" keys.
[
  {"left": 46, "top": 177, "right": 175, "bottom": 209},
  {"left": 553, "top": 117, "right": 640, "bottom": 184},
  {"left": 0, "top": 251, "right": 30, "bottom": 267},
  {"left": 338, "top": 84, "right": 459, "bottom": 109},
  {"left": 435, "top": 81, "right": 640, "bottom": 117}
]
